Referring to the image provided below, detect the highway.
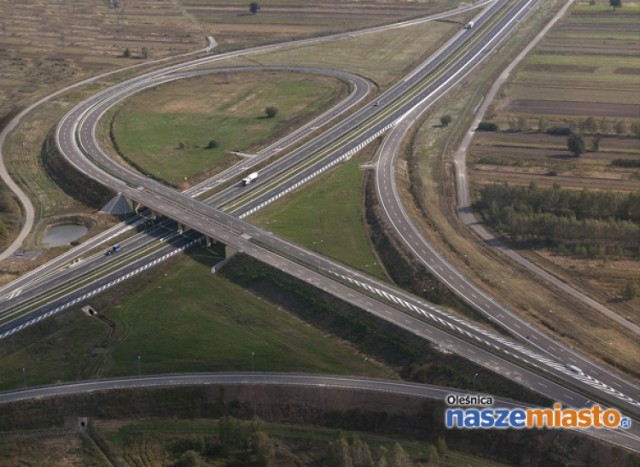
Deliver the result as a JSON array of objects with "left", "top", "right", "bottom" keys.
[
  {"left": 0, "top": 0, "right": 638, "bottom": 445},
  {"left": 0, "top": 65, "right": 373, "bottom": 317},
  {"left": 372, "top": 0, "right": 640, "bottom": 423},
  {"left": 51, "top": 0, "right": 640, "bottom": 417},
  {"left": 0, "top": 373, "right": 637, "bottom": 452},
  {"left": 0, "top": 0, "right": 487, "bottom": 303}
]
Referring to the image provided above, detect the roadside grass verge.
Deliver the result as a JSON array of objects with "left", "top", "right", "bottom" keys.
[
  {"left": 0, "top": 248, "right": 395, "bottom": 391},
  {"left": 110, "top": 72, "right": 347, "bottom": 186},
  {"left": 250, "top": 150, "right": 386, "bottom": 280}
]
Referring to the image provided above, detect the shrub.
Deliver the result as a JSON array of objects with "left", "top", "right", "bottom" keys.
[{"left": 477, "top": 122, "right": 499, "bottom": 131}]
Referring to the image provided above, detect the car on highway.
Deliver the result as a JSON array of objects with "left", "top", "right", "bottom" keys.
[{"left": 105, "top": 244, "right": 122, "bottom": 256}]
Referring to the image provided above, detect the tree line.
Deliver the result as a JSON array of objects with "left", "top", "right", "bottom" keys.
[{"left": 476, "top": 183, "right": 640, "bottom": 257}]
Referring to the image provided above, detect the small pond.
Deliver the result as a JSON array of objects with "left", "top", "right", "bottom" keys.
[{"left": 42, "top": 224, "right": 88, "bottom": 247}]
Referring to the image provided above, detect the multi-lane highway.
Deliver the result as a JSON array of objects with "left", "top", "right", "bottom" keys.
[
  {"left": 49, "top": 0, "right": 640, "bottom": 417},
  {"left": 0, "top": 0, "right": 638, "bottom": 447}
]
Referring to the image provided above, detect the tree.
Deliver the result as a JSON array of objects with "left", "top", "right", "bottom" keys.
[
  {"left": 615, "top": 120, "right": 626, "bottom": 136},
  {"left": 436, "top": 437, "right": 448, "bottom": 456},
  {"left": 581, "top": 116, "right": 597, "bottom": 134},
  {"left": 538, "top": 117, "right": 547, "bottom": 133},
  {"left": 567, "top": 133, "right": 585, "bottom": 157},
  {"left": 591, "top": 136, "right": 601, "bottom": 152},
  {"left": 123, "top": 47, "right": 131, "bottom": 58},
  {"left": 598, "top": 117, "right": 610, "bottom": 134},
  {"left": 517, "top": 116, "right": 528, "bottom": 132},
  {"left": 389, "top": 443, "right": 412, "bottom": 467},
  {"left": 249, "top": 2, "right": 260, "bottom": 14},
  {"left": 264, "top": 106, "right": 278, "bottom": 118},
  {"left": 141, "top": 47, "right": 149, "bottom": 59},
  {"left": 477, "top": 122, "right": 499, "bottom": 131},
  {"left": 610, "top": 0, "right": 622, "bottom": 10},
  {"left": 440, "top": 115, "right": 452, "bottom": 127},
  {"left": 425, "top": 445, "right": 439, "bottom": 467},
  {"left": 206, "top": 140, "right": 218, "bottom": 149}
]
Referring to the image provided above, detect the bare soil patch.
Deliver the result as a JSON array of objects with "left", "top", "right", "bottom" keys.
[
  {"left": 506, "top": 100, "right": 640, "bottom": 118},
  {"left": 522, "top": 63, "right": 597, "bottom": 73},
  {"left": 615, "top": 67, "right": 640, "bottom": 75}
]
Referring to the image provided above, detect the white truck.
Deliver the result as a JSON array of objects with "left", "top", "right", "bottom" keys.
[
  {"left": 464, "top": 21, "right": 475, "bottom": 30},
  {"left": 242, "top": 172, "right": 259, "bottom": 186}
]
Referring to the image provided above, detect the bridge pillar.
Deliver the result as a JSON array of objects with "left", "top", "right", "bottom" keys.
[
  {"left": 211, "top": 245, "right": 238, "bottom": 273},
  {"left": 225, "top": 245, "right": 237, "bottom": 259}
]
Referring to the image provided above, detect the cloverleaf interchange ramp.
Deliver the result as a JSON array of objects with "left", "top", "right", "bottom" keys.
[
  {"left": 1, "top": 0, "right": 639, "bottom": 447},
  {"left": 56, "top": 0, "right": 640, "bottom": 418}
]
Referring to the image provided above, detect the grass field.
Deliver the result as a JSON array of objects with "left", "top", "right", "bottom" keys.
[
  {"left": 0, "top": 0, "right": 203, "bottom": 120},
  {"left": 251, "top": 151, "right": 386, "bottom": 280},
  {"left": 500, "top": 3, "right": 640, "bottom": 109},
  {"left": 111, "top": 71, "right": 346, "bottom": 186},
  {"left": 226, "top": 17, "right": 466, "bottom": 87},
  {"left": 0, "top": 249, "right": 395, "bottom": 391}
]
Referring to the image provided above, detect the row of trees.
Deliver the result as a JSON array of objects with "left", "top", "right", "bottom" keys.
[
  {"left": 477, "top": 182, "right": 640, "bottom": 222},
  {"left": 480, "top": 117, "right": 640, "bottom": 137},
  {"left": 170, "top": 417, "right": 275, "bottom": 466},
  {"left": 482, "top": 207, "right": 639, "bottom": 248},
  {"left": 476, "top": 183, "right": 640, "bottom": 257},
  {"left": 168, "top": 417, "right": 448, "bottom": 466},
  {"left": 328, "top": 433, "right": 446, "bottom": 467}
]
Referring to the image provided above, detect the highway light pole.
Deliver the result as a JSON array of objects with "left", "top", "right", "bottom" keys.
[
  {"left": 473, "top": 372, "right": 479, "bottom": 390},
  {"left": 22, "top": 367, "right": 26, "bottom": 387},
  {"left": 137, "top": 355, "right": 141, "bottom": 376},
  {"left": 251, "top": 352, "right": 255, "bottom": 372}
]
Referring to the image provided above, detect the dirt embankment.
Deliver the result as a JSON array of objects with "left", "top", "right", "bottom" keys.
[
  {"left": 223, "top": 254, "right": 546, "bottom": 405},
  {"left": 41, "top": 131, "right": 114, "bottom": 209}
]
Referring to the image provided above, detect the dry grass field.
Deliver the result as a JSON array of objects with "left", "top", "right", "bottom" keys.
[
  {"left": 0, "top": 0, "right": 204, "bottom": 120},
  {"left": 181, "top": 0, "right": 464, "bottom": 49}
]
